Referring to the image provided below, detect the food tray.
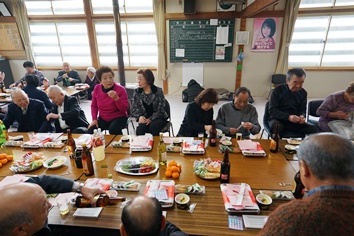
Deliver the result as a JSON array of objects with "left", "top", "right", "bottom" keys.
[
  {"left": 111, "top": 181, "right": 141, "bottom": 191},
  {"left": 193, "top": 158, "right": 221, "bottom": 180},
  {"left": 4, "top": 140, "right": 23, "bottom": 147},
  {"left": 43, "top": 142, "right": 65, "bottom": 149},
  {"left": 111, "top": 140, "right": 130, "bottom": 148},
  {"left": 10, "top": 152, "right": 44, "bottom": 173},
  {"left": 175, "top": 184, "right": 205, "bottom": 195},
  {"left": 114, "top": 157, "right": 158, "bottom": 176},
  {"left": 259, "top": 190, "right": 295, "bottom": 200}
]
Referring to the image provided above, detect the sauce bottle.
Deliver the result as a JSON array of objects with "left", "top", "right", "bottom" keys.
[
  {"left": 158, "top": 133, "right": 167, "bottom": 165},
  {"left": 209, "top": 120, "right": 217, "bottom": 147},
  {"left": 292, "top": 171, "right": 305, "bottom": 199},
  {"left": 270, "top": 123, "right": 280, "bottom": 153},
  {"left": 220, "top": 149, "right": 230, "bottom": 183},
  {"left": 75, "top": 194, "right": 126, "bottom": 207},
  {"left": 81, "top": 143, "right": 94, "bottom": 176},
  {"left": 67, "top": 129, "right": 76, "bottom": 159}
]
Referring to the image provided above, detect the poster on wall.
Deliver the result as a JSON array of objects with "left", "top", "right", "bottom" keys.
[{"left": 251, "top": 18, "right": 278, "bottom": 52}]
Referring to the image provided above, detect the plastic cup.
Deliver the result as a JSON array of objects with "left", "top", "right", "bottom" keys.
[
  {"left": 57, "top": 197, "right": 69, "bottom": 216},
  {"left": 236, "top": 133, "right": 242, "bottom": 140}
]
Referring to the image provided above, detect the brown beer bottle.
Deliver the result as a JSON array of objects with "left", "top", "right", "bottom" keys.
[
  {"left": 81, "top": 143, "right": 94, "bottom": 176},
  {"left": 270, "top": 123, "right": 280, "bottom": 153},
  {"left": 209, "top": 120, "right": 217, "bottom": 147},
  {"left": 292, "top": 171, "right": 305, "bottom": 199},
  {"left": 53, "top": 77, "right": 58, "bottom": 85},
  {"left": 67, "top": 129, "right": 76, "bottom": 159},
  {"left": 220, "top": 149, "right": 230, "bottom": 183},
  {"left": 75, "top": 194, "right": 126, "bottom": 207}
]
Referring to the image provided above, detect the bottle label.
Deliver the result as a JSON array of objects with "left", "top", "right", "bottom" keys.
[
  {"left": 82, "top": 160, "right": 88, "bottom": 174},
  {"left": 221, "top": 174, "right": 228, "bottom": 180},
  {"left": 210, "top": 138, "right": 216, "bottom": 144},
  {"left": 270, "top": 139, "right": 277, "bottom": 150}
]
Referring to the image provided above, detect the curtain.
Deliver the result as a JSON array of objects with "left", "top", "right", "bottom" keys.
[
  {"left": 153, "top": 0, "right": 166, "bottom": 81},
  {"left": 274, "top": 0, "right": 301, "bottom": 74},
  {"left": 13, "top": 0, "right": 35, "bottom": 64}
]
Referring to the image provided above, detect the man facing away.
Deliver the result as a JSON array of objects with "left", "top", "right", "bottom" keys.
[
  {"left": 0, "top": 175, "right": 105, "bottom": 236},
  {"left": 46, "top": 85, "right": 89, "bottom": 133},
  {"left": 10, "top": 61, "right": 47, "bottom": 88},
  {"left": 56, "top": 61, "right": 81, "bottom": 86},
  {"left": 259, "top": 133, "right": 354, "bottom": 235},
  {"left": 216, "top": 87, "right": 261, "bottom": 139},
  {"left": 121, "top": 196, "right": 188, "bottom": 236},
  {"left": 3, "top": 89, "right": 52, "bottom": 132},
  {"left": 268, "top": 67, "right": 318, "bottom": 138}
]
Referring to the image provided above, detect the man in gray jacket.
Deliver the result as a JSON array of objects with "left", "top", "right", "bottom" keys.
[{"left": 216, "top": 87, "right": 261, "bottom": 139}]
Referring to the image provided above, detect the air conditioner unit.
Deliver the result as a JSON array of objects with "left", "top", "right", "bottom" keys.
[{"left": 217, "top": 2, "right": 236, "bottom": 12}]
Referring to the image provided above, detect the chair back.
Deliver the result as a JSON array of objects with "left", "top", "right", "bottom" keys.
[
  {"left": 271, "top": 74, "right": 286, "bottom": 85},
  {"left": 160, "top": 99, "right": 174, "bottom": 136},
  {"left": 307, "top": 99, "right": 324, "bottom": 122},
  {"left": 164, "top": 98, "right": 171, "bottom": 119}
]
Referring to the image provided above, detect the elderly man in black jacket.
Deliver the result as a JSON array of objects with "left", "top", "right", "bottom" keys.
[
  {"left": 46, "top": 85, "right": 89, "bottom": 133},
  {"left": 3, "top": 89, "right": 52, "bottom": 132}
]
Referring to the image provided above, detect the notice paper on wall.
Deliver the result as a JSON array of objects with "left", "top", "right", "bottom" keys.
[
  {"left": 216, "top": 26, "right": 229, "bottom": 44},
  {"left": 182, "top": 63, "right": 203, "bottom": 86}
]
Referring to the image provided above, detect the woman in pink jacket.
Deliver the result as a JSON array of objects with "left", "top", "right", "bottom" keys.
[{"left": 88, "top": 66, "right": 129, "bottom": 134}]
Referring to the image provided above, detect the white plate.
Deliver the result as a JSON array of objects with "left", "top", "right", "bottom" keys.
[
  {"left": 114, "top": 157, "right": 158, "bottom": 176},
  {"left": 287, "top": 138, "right": 302, "bottom": 145},
  {"left": 43, "top": 156, "right": 67, "bottom": 169}
]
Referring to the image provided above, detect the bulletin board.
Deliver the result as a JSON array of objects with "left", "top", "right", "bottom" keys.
[
  {"left": 0, "top": 20, "right": 24, "bottom": 51},
  {"left": 169, "top": 19, "right": 235, "bottom": 62}
]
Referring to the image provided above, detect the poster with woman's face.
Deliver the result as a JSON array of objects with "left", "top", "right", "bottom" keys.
[{"left": 251, "top": 18, "right": 278, "bottom": 52}]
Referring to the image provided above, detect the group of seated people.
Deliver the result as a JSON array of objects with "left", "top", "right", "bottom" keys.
[{"left": 0, "top": 63, "right": 353, "bottom": 140}]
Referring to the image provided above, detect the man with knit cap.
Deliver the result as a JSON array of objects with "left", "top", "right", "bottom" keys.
[{"left": 260, "top": 133, "right": 354, "bottom": 235}]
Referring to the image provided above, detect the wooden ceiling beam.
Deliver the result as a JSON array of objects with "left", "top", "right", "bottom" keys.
[{"left": 241, "top": 0, "right": 279, "bottom": 18}]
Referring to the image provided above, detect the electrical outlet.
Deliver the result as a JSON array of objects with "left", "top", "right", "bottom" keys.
[{"left": 169, "top": 82, "right": 172, "bottom": 87}]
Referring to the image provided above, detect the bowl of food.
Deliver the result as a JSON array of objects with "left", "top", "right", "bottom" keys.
[
  {"left": 256, "top": 193, "right": 273, "bottom": 210},
  {"left": 121, "top": 136, "right": 130, "bottom": 143},
  {"left": 221, "top": 140, "right": 232, "bottom": 146},
  {"left": 175, "top": 193, "right": 190, "bottom": 209},
  {"left": 172, "top": 138, "right": 182, "bottom": 147}
]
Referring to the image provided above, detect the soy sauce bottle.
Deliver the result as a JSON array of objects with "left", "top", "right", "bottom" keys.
[
  {"left": 209, "top": 120, "right": 217, "bottom": 147},
  {"left": 270, "top": 123, "right": 280, "bottom": 153},
  {"left": 67, "top": 129, "right": 76, "bottom": 159},
  {"left": 220, "top": 149, "right": 230, "bottom": 183}
]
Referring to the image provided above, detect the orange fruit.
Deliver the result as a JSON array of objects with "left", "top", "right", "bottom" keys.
[
  {"left": 0, "top": 158, "right": 8, "bottom": 165},
  {"left": 170, "top": 166, "right": 180, "bottom": 173},
  {"left": 168, "top": 160, "right": 177, "bottom": 167},
  {"left": 0, "top": 153, "right": 6, "bottom": 159},
  {"left": 165, "top": 170, "right": 172, "bottom": 178},
  {"left": 0, "top": 162, "right": 2, "bottom": 168},
  {"left": 166, "top": 167, "right": 172, "bottom": 172},
  {"left": 176, "top": 164, "right": 182, "bottom": 170},
  {"left": 172, "top": 172, "right": 180, "bottom": 179},
  {"left": 6, "top": 155, "right": 13, "bottom": 161}
]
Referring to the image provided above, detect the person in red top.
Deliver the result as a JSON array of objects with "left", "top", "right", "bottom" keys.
[
  {"left": 260, "top": 133, "right": 354, "bottom": 236},
  {"left": 88, "top": 66, "right": 129, "bottom": 135}
]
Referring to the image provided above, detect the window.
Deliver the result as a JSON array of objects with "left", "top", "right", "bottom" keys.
[
  {"left": 289, "top": 0, "right": 354, "bottom": 68},
  {"left": 30, "top": 22, "right": 91, "bottom": 66},
  {"left": 25, "top": 0, "right": 156, "bottom": 68}
]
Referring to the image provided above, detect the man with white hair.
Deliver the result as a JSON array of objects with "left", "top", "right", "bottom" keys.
[
  {"left": 260, "top": 133, "right": 354, "bottom": 235},
  {"left": 56, "top": 61, "right": 81, "bottom": 86},
  {"left": 46, "top": 85, "right": 89, "bottom": 133},
  {"left": 3, "top": 89, "right": 52, "bottom": 132},
  {"left": 84, "top": 66, "right": 99, "bottom": 100}
]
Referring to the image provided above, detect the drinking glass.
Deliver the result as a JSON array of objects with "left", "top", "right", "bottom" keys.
[{"left": 57, "top": 196, "right": 69, "bottom": 216}]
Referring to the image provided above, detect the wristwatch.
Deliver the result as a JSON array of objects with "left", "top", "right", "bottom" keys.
[{"left": 76, "top": 183, "right": 85, "bottom": 193}]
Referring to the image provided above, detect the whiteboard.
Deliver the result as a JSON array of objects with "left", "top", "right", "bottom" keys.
[{"left": 182, "top": 63, "right": 203, "bottom": 86}]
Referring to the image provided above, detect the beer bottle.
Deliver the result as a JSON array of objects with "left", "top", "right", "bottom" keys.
[
  {"left": 81, "top": 143, "right": 94, "bottom": 176},
  {"left": 292, "top": 171, "right": 305, "bottom": 199},
  {"left": 220, "top": 149, "right": 230, "bottom": 183},
  {"left": 158, "top": 133, "right": 167, "bottom": 166},
  {"left": 53, "top": 77, "right": 57, "bottom": 85},
  {"left": 209, "top": 120, "right": 217, "bottom": 147},
  {"left": 67, "top": 129, "right": 76, "bottom": 159},
  {"left": 270, "top": 123, "right": 280, "bottom": 153},
  {"left": 75, "top": 194, "right": 126, "bottom": 208}
]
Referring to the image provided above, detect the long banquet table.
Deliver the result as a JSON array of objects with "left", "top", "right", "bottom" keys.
[{"left": 0, "top": 133, "right": 298, "bottom": 236}]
